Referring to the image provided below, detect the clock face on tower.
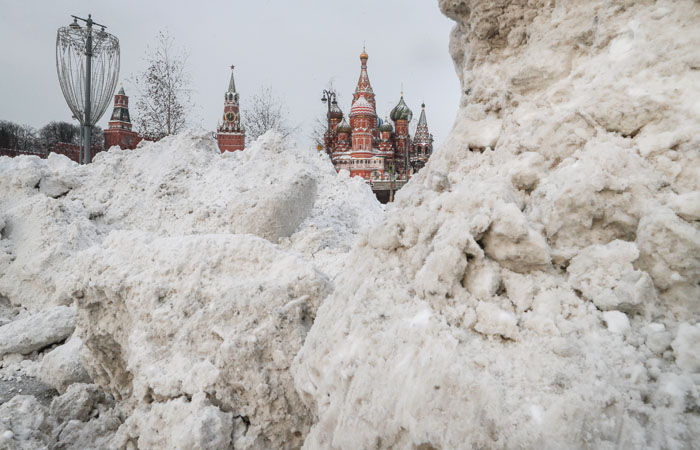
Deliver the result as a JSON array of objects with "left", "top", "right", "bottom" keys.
[{"left": 225, "top": 112, "right": 237, "bottom": 122}]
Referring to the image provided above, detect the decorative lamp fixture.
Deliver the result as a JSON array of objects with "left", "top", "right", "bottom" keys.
[{"left": 56, "top": 14, "right": 120, "bottom": 164}]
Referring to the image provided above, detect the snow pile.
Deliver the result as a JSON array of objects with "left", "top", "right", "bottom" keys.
[
  {"left": 75, "top": 232, "right": 331, "bottom": 448},
  {"left": 293, "top": 1, "right": 700, "bottom": 448},
  {"left": 0, "top": 131, "right": 380, "bottom": 312},
  {"left": 0, "top": 131, "right": 381, "bottom": 448}
]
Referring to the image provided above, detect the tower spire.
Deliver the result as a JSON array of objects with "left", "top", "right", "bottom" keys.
[
  {"left": 354, "top": 47, "right": 375, "bottom": 107},
  {"left": 417, "top": 102, "right": 428, "bottom": 127},
  {"left": 227, "top": 65, "right": 237, "bottom": 94}
]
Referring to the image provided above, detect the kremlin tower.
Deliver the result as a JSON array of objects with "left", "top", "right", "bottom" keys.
[
  {"left": 325, "top": 48, "right": 434, "bottom": 192},
  {"left": 217, "top": 66, "right": 245, "bottom": 152},
  {"left": 104, "top": 85, "right": 141, "bottom": 150}
]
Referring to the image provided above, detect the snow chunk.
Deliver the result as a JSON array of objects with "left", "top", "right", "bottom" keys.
[
  {"left": 116, "top": 393, "right": 233, "bottom": 450},
  {"left": 37, "top": 335, "right": 91, "bottom": 394},
  {"left": 672, "top": 323, "right": 700, "bottom": 372},
  {"left": 669, "top": 191, "right": 700, "bottom": 221},
  {"left": 0, "top": 306, "right": 75, "bottom": 357},
  {"left": 483, "top": 202, "right": 550, "bottom": 273},
  {"left": 602, "top": 311, "right": 631, "bottom": 335},
  {"left": 567, "top": 240, "right": 656, "bottom": 313}
]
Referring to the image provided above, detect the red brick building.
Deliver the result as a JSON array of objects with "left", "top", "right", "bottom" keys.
[
  {"left": 103, "top": 86, "right": 142, "bottom": 151},
  {"left": 0, "top": 143, "right": 81, "bottom": 163},
  {"left": 325, "top": 49, "right": 434, "bottom": 182},
  {"left": 216, "top": 66, "right": 245, "bottom": 152}
]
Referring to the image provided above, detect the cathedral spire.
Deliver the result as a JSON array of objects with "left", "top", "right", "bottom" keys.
[
  {"left": 354, "top": 47, "right": 374, "bottom": 105},
  {"left": 417, "top": 103, "right": 428, "bottom": 128},
  {"left": 413, "top": 102, "right": 433, "bottom": 159}
]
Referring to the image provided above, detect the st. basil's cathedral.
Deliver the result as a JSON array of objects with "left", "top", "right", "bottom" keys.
[{"left": 324, "top": 48, "right": 434, "bottom": 183}]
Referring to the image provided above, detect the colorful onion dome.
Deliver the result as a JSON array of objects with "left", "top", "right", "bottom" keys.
[
  {"left": 350, "top": 96, "right": 375, "bottom": 117},
  {"left": 390, "top": 95, "right": 413, "bottom": 122},
  {"left": 379, "top": 117, "right": 393, "bottom": 132},
  {"left": 327, "top": 100, "right": 343, "bottom": 119},
  {"left": 336, "top": 118, "right": 352, "bottom": 134}
]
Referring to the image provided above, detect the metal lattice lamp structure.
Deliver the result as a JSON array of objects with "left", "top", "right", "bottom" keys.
[{"left": 56, "top": 14, "right": 120, "bottom": 164}]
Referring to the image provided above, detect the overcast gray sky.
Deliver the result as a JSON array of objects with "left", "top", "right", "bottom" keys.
[{"left": 0, "top": 0, "right": 459, "bottom": 149}]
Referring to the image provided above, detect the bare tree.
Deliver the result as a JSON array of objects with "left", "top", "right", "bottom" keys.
[
  {"left": 37, "top": 121, "right": 102, "bottom": 150},
  {"left": 39, "top": 121, "right": 80, "bottom": 147},
  {"left": 242, "top": 86, "right": 297, "bottom": 144},
  {"left": 309, "top": 114, "right": 328, "bottom": 150},
  {"left": 131, "top": 31, "right": 192, "bottom": 141},
  {"left": 0, "top": 121, "right": 36, "bottom": 150}
]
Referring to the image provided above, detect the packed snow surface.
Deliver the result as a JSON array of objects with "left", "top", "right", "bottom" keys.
[
  {"left": 1, "top": 0, "right": 700, "bottom": 448},
  {"left": 293, "top": 0, "right": 700, "bottom": 449}
]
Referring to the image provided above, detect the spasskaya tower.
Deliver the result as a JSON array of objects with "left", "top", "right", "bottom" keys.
[{"left": 216, "top": 65, "right": 245, "bottom": 152}]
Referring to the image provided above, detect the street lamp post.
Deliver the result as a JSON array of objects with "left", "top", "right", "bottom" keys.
[
  {"left": 321, "top": 89, "right": 337, "bottom": 156},
  {"left": 56, "top": 14, "right": 120, "bottom": 164}
]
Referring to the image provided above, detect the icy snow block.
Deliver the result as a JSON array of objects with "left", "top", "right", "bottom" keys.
[
  {"left": 0, "top": 306, "right": 76, "bottom": 357},
  {"left": 567, "top": 240, "right": 656, "bottom": 313},
  {"left": 230, "top": 171, "right": 317, "bottom": 242},
  {"left": 49, "top": 383, "right": 108, "bottom": 424},
  {"left": 39, "top": 176, "right": 71, "bottom": 198},
  {"left": 37, "top": 335, "right": 91, "bottom": 394},
  {"left": 483, "top": 202, "right": 550, "bottom": 273}
]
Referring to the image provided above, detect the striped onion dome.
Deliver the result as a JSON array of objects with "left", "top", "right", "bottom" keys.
[{"left": 349, "top": 96, "right": 375, "bottom": 117}]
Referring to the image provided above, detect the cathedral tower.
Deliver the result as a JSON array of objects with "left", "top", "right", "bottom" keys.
[
  {"left": 412, "top": 103, "right": 434, "bottom": 171},
  {"left": 217, "top": 66, "right": 245, "bottom": 152},
  {"left": 390, "top": 92, "right": 413, "bottom": 178}
]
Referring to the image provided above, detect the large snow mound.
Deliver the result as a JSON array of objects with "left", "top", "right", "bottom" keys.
[
  {"left": 0, "top": 131, "right": 381, "bottom": 312},
  {"left": 293, "top": 1, "right": 700, "bottom": 449},
  {"left": 0, "top": 130, "right": 382, "bottom": 448}
]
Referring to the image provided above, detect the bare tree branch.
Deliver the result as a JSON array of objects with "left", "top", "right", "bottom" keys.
[
  {"left": 130, "top": 30, "right": 193, "bottom": 141},
  {"left": 242, "top": 86, "right": 298, "bottom": 144}
]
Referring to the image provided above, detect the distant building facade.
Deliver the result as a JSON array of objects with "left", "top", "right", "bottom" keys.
[
  {"left": 104, "top": 85, "right": 142, "bottom": 150},
  {"left": 324, "top": 49, "right": 434, "bottom": 183},
  {"left": 216, "top": 66, "right": 245, "bottom": 152},
  {"left": 0, "top": 142, "right": 81, "bottom": 163}
]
